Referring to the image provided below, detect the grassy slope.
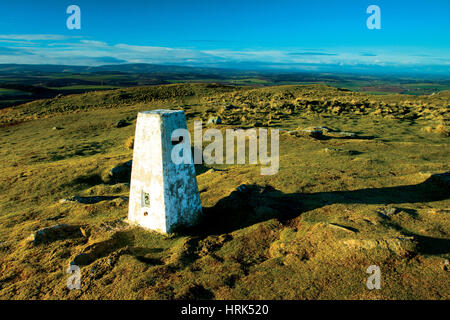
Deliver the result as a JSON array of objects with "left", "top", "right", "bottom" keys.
[{"left": 0, "top": 83, "right": 448, "bottom": 299}]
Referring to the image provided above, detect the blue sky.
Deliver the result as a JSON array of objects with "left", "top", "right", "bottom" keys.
[{"left": 0, "top": 0, "right": 449, "bottom": 74}]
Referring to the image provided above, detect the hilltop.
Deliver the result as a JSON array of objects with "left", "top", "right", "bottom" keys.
[{"left": 0, "top": 83, "right": 448, "bottom": 299}]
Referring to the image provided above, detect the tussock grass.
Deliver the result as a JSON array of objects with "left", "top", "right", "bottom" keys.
[{"left": 0, "top": 83, "right": 448, "bottom": 299}]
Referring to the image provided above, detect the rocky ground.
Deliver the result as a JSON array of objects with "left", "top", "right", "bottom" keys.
[{"left": 0, "top": 83, "right": 448, "bottom": 299}]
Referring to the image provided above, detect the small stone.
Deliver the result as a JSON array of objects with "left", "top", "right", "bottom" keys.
[
  {"left": 115, "top": 120, "right": 128, "bottom": 128},
  {"left": 333, "top": 131, "right": 357, "bottom": 137},
  {"left": 312, "top": 126, "right": 335, "bottom": 132},
  {"left": 29, "top": 224, "right": 82, "bottom": 245},
  {"left": 443, "top": 259, "right": 449, "bottom": 271},
  {"left": 286, "top": 130, "right": 299, "bottom": 136},
  {"left": 207, "top": 116, "right": 222, "bottom": 125},
  {"left": 385, "top": 207, "right": 398, "bottom": 216},
  {"left": 324, "top": 147, "right": 340, "bottom": 153},
  {"left": 377, "top": 207, "right": 398, "bottom": 218}
]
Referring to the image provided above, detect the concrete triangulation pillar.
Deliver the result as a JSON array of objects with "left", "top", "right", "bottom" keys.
[{"left": 128, "top": 109, "right": 202, "bottom": 233}]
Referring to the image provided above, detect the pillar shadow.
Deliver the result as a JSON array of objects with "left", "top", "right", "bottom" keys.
[{"left": 186, "top": 172, "right": 449, "bottom": 255}]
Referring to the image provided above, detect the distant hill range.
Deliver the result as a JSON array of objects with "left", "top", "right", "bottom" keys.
[
  {"left": 0, "top": 63, "right": 231, "bottom": 74},
  {"left": 0, "top": 63, "right": 449, "bottom": 109}
]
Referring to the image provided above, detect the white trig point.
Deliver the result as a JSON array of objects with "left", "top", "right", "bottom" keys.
[{"left": 128, "top": 109, "right": 202, "bottom": 233}]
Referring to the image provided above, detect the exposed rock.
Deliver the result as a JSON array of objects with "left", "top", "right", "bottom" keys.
[
  {"left": 340, "top": 237, "right": 416, "bottom": 256},
  {"left": 288, "top": 126, "right": 358, "bottom": 139},
  {"left": 311, "top": 126, "right": 335, "bottom": 132},
  {"left": 287, "top": 127, "right": 326, "bottom": 139},
  {"left": 204, "top": 168, "right": 219, "bottom": 174},
  {"left": 377, "top": 207, "right": 398, "bottom": 219},
  {"left": 207, "top": 116, "right": 222, "bottom": 125},
  {"left": 284, "top": 129, "right": 298, "bottom": 136},
  {"left": 115, "top": 120, "right": 128, "bottom": 128},
  {"left": 323, "top": 147, "right": 341, "bottom": 153},
  {"left": 60, "top": 195, "right": 128, "bottom": 204},
  {"left": 331, "top": 131, "right": 357, "bottom": 137},
  {"left": 326, "top": 223, "right": 358, "bottom": 233},
  {"left": 28, "top": 224, "right": 83, "bottom": 245}
]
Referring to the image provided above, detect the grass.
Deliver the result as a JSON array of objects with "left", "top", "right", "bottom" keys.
[
  {"left": 0, "top": 83, "right": 448, "bottom": 299},
  {"left": 0, "top": 88, "right": 31, "bottom": 96},
  {"left": 48, "top": 85, "right": 123, "bottom": 91}
]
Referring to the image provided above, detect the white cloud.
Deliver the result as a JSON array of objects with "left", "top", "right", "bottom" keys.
[
  {"left": 0, "top": 37, "right": 448, "bottom": 73},
  {"left": 79, "top": 40, "right": 109, "bottom": 47},
  {"left": 0, "top": 34, "right": 75, "bottom": 41},
  {"left": 0, "top": 39, "right": 34, "bottom": 45}
]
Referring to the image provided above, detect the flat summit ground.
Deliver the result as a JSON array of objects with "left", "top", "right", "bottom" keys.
[{"left": 0, "top": 83, "right": 448, "bottom": 299}]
